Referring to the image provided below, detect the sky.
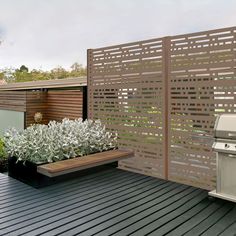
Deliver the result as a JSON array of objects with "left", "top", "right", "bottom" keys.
[{"left": 0, "top": 0, "right": 236, "bottom": 71}]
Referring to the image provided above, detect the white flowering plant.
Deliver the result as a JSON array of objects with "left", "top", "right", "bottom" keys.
[{"left": 4, "top": 118, "right": 117, "bottom": 164}]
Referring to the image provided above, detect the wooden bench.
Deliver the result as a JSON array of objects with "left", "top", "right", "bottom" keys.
[{"left": 37, "top": 149, "right": 134, "bottom": 177}]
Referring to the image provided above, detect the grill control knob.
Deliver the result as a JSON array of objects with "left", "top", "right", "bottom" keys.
[{"left": 225, "top": 144, "right": 230, "bottom": 149}]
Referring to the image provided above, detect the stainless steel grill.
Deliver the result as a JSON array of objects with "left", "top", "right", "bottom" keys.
[{"left": 209, "top": 114, "right": 236, "bottom": 202}]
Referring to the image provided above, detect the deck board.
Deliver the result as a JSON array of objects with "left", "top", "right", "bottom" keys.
[{"left": 0, "top": 168, "right": 236, "bottom": 236}]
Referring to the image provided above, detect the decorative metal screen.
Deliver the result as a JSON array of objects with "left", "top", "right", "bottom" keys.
[
  {"left": 168, "top": 27, "right": 236, "bottom": 190},
  {"left": 88, "top": 26, "right": 236, "bottom": 190},
  {"left": 88, "top": 38, "right": 167, "bottom": 178}
]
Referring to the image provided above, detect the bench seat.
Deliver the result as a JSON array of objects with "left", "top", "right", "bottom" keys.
[{"left": 37, "top": 149, "right": 134, "bottom": 177}]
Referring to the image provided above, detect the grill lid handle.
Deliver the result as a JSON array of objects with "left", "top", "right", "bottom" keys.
[
  {"left": 228, "top": 154, "right": 236, "bottom": 158},
  {"left": 228, "top": 133, "right": 236, "bottom": 138}
]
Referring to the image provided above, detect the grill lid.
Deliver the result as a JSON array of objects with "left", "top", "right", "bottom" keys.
[{"left": 214, "top": 114, "right": 236, "bottom": 139}]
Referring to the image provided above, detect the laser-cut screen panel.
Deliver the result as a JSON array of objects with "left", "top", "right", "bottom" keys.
[
  {"left": 168, "top": 27, "right": 236, "bottom": 190},
  {"left": 88, "top": 38, "right": 167, "bottom": 178},
  {"left": 88, "top": 26, "right": 236, "bottom": 190}
]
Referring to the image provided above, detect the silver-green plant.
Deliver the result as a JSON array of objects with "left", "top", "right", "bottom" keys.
[{"left": 4, "top": 118, "right": 117, "bottom": 164}]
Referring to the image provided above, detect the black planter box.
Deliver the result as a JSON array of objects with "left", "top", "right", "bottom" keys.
[
  {"left": 0, "top": 159, "right": 8, "bottom": 173},
  {"left": 8, "top": 156, "right": 117, "bottom": 188}
]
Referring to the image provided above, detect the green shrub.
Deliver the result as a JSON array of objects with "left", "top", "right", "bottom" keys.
[
  {"left": 0, "top": 138, "right": 7, "bottom": 173},
  {"left": 4, "top": 118, "right": 117, "bottom": 164},
  {"left": 0, "top": 138, "right": 6, "bottom": 160}
]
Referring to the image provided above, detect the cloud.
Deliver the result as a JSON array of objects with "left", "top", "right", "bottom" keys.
[
  {"left": 0, "top": 0, "right": 235, "bottom": 70},
  {"left": 0, "top": 27, "right": 4, "bottom": 36}
]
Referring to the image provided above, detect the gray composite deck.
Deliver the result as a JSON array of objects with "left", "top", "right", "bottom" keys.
[{"left": 0, "top": 167, "right": 236, "bottom": 236}]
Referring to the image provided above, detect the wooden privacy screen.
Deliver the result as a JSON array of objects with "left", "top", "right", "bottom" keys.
[
  {"left": 26, "top": 89, "right": 84, "bottom": 126},
  {"left": 88, "top": 38, "right": 167, "bottom": 178},
  {"left": 0, "top": 91, "right": 27, "bottom": 112},
  {"left": 0, "top": 90, "right": 47, "bottom": 127},
  {"left": 26, "top": 91, "right": 48, "bottom": 126},
  {"left": 47, "top": 89, "right": 84, "bottom": 122},
  {"left": 168, "top": 27, "right": 236, "bottom": 190},
  {"left": 88, "top": 26, "right": 236, "bottom": 190},
  {"left": 0, "top": 89, "right": 85, "bottom": 127}
]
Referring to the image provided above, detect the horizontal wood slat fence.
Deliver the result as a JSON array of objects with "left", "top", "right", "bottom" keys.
[
  {"left": 0, "top": 91, "right": 27, "bottom": 112},
  {"left": 88, "top": 26, "right": 236, "bottom": 190},
  {"left": 26, "top": 91, "right": 48, "bottom": 126},
  {"left": 0, "top": 89, "right": 85, "bottom": 127},
  {"left": 47, "top": 90, "right": 84, "bottom": 122}
]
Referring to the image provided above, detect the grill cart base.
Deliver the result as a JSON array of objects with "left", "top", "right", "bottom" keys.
[
  {"left": 209, "top": 114, "right": 236, "bottom": 203},
  {"left": 209, "top": 190, "right": 236, "bottom": 203}
]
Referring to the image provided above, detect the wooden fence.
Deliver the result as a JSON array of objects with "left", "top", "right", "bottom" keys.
[
  {"left": 88, "top": 26, "right": 236, "bottom": 190},
  {"left": 0, "top": 88, "right": 86, "bottom": 127},
  {"left": 47, "top": 90, "right": 85, "bottom": 122},
  {"left": 0, "top": 91, "right": 27, "bottom": 112}
]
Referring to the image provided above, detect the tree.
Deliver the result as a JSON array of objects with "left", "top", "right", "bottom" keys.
[
  {"left": 0, "top": 67, "right": 15, "bottom": 83},
  {"left": 13, "top": 70, "right": 32, "bottom": 82},
  {"left": 71, "top": 62, "right": 83, "bottom": 72},
  {"left": 0, "top": 72, "right": 4, "bottom": 80},
  {"left": 0, "top": 62, "right": 86, "bottom": 83},
  {"left": 19, "top": 65, "right": 29, "bottom": 73},
  {"left": 50, "top": 66, "right": 69, "bottom": 79},
  {"left": 70, "top": 62, "right": 86, "bottom": 77}
]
